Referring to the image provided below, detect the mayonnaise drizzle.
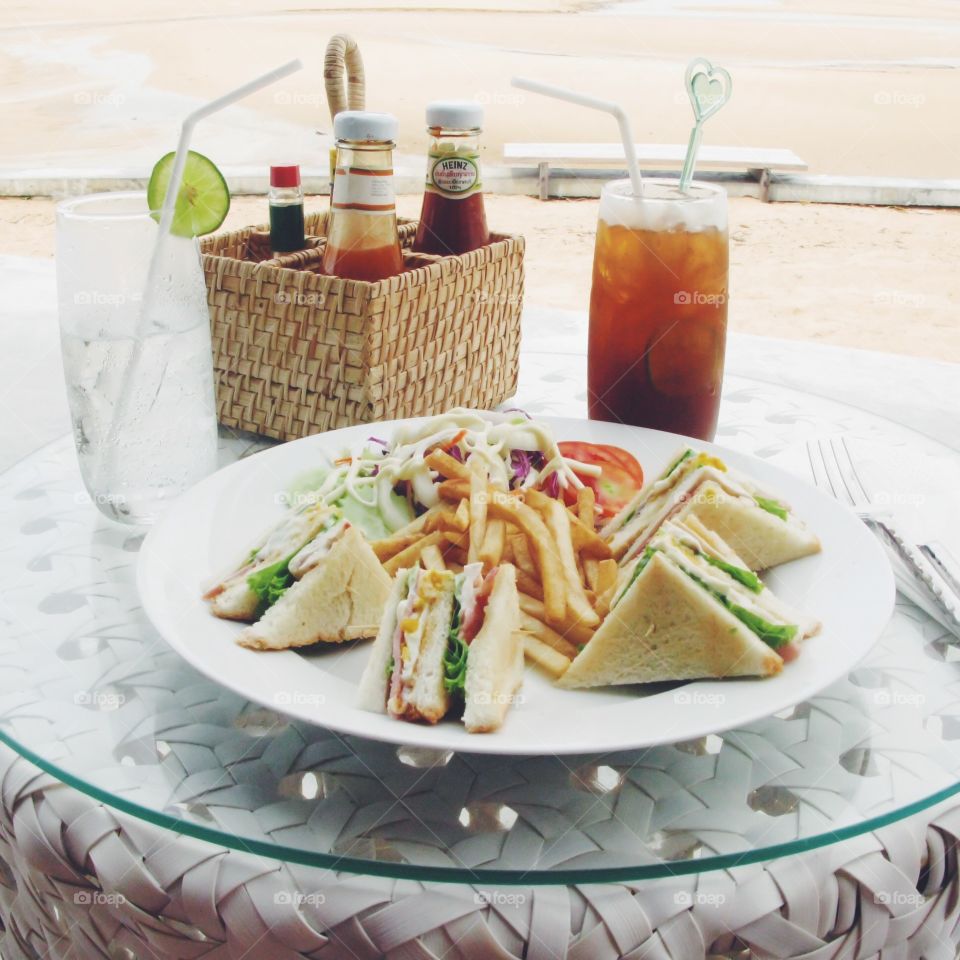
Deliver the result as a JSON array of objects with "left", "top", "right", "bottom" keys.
[{"left": 291, "top": 409, "right": 589, "bottom": 533}]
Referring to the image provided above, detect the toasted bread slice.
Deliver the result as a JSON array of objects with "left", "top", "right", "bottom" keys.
[
  {"left": 559, "top": 552, "right": 783, "bottom": 688},
  {"left": 463, "top": 565, "right": 523, "bottom": 733},
  {"left": 237, "top": 526, "right": 390, "bottom": 649},
  {"left": 686, "top": 481, "right": 820, "bottom": 571}
]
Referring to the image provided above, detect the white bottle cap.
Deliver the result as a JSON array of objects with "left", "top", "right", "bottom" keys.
[
  {"left": 333, "top": 111, "right": 398, "bottom": 143},
  {"left": 425, "top": 100, "right": 484, "bottom": 131}
]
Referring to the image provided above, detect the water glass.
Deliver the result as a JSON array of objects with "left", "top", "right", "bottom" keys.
[{"left": 56, "top": 191, "right": 218, "bottom": 525}]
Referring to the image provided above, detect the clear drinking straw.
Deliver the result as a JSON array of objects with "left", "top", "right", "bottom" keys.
[
  {"left": 99, "top": 59, "right": 303, "bottom": 503},
  {"left": 511, "top": 76, "right": 643, "bottom": 198}
]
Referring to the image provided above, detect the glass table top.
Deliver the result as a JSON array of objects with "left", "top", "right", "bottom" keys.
[{"left": 2, "top": 376, "right": 960, "bottom": 885}]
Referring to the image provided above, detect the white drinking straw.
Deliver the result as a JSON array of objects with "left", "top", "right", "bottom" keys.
[
  {"left": 148, "top": 58, "right": 303, "bottom": 314},
  {"left": 100, "top": 59, "right": 303, "bottom": 505},
  {"left": 511, "top": 76, "right": 643, "bottom": 197}
]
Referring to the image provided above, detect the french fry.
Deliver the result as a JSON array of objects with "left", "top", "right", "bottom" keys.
[
  {"left": 510, "top": 533, "right": 536, "bottom": 577},
  {"left": 479, "top": 518, "right": 505, "bottom": 569},
  {"left": 441, "top": 530, "right": 469, "bottom": 549},
  {"left": 522, "top": 633, "right": 572, "bottom": 680},
  {"left": 369, "top": 532, "right": 420, "bottom": 562},
  {"left": 420, "top": 544, "right": 446, "bottom": 571},
  {"left": 544, "top": 500, "right": 599, "bottom": 628},
  {"left": 569, "top": 516, "right": 614, "bottom": 559},
  {"left": 502, "top": 535, "right": 515, "bottom": 565},
  {"left": 423, "top": 503, "right": 457, "bottom": 534},
  {"left": 369, "top": 505, "right": 445, "bottom": 561},
  {"left": 453, "top": 498, "right": 470, "bottom": 532},
  {"left": 594, "top": 558, "right": 620, "bottom": 619},
  {"left": 522, "top": 488, "right": 611, "bottom": 560},
  {"left": 575, "top": 486, "right": 601, "bottom": 590},
  {"left": 428, "top": 509, "right": 469, "bottom": 535},
  {"left": 584, "top": 557, "right": 600, "bottom": 593},
  {"left": 576, "top": 486, "right": 596, "bottom": 527},
  {"left": 516, "top": 570, "right": 544, "bottom": 600},
  {"left": 425, "top": 448, "right": 470, "bottom": 481},
  {"left": 438, "top": 479, "right": 471, "bottom": 502},
  {"left": 519, "top": 593, "right": 595, "bottom": 646},
  {"left": 520, "top": 612, "right": 580, "bottom": 659},
  {"left": 383, "top": 531, "right": 445, "bottom": 575},
  {"left": 485, "top": 491, "right": 565, "bottom": 625},
  {"left": 468, "top": 457, "right": 488, "bottom": 565},
  {"left": 596, "top": 558, "right": 618, "bottom": 597}
]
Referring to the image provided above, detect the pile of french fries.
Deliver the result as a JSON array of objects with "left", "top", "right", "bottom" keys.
[{"left": 369, "top": 449, "right": 618, "bottom": 679}]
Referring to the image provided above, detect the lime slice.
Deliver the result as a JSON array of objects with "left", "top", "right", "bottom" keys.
[{"left": 148, "top": 150, "right": 230, "bottom": 237}]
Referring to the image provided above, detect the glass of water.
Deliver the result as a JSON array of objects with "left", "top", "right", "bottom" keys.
[{"left": 56, "top": 191, "right": 219, "bottom": 525}]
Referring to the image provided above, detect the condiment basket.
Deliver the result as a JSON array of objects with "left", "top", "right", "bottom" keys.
[{"left": 200, "top": 211, "right": 523, "bottom": 442}]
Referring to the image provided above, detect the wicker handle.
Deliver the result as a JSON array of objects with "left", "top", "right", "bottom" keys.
[{"left": 324, "top": 34, "right": 365, "bottom": 122}]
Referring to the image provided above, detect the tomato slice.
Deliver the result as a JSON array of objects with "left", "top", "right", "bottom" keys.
[{"left": 558, "top": 442, "right": 644, "bottom": 521}]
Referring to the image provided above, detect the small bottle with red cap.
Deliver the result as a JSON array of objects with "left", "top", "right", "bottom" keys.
[{"left": 269, "top": 164, "right": 305, "bottom": 256}]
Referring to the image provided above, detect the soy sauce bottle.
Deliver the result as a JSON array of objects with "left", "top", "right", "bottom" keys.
[{"left": 269, "top": 164, "right": 306, "bottom": 255}]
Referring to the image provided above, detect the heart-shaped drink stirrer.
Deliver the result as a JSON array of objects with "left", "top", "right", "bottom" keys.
[{"left": 679, "top": 58, "right": 732, "bottom": 192}]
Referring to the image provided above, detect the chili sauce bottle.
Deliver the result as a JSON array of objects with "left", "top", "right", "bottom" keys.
[
  {"left": 412, "top": 101, "right": 490, "bottom": 256},
  {"left": 321, "top": 111, "right": 404, "bottom": 282}
]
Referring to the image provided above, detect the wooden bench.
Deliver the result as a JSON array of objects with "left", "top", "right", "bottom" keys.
[{"left": 503, "top": 143, "right": 808, "bottom": 200}]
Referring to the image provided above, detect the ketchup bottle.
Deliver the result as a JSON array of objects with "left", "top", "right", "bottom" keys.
[{"left": 412, "top": 101, "right": 490, "bottom": 257}]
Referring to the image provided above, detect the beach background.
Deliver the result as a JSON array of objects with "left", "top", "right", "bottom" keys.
[{"left": 1, "top": 0, "right": 958, "bottom": 359}]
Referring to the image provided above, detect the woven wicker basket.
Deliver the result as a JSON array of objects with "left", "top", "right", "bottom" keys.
[{"left": 200, "top": 211, "right": 524, "bottom": 442}]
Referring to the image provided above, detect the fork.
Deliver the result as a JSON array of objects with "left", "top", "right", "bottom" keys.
[{"left": 806, "top": 436, "right": 960, "bottom": 631}]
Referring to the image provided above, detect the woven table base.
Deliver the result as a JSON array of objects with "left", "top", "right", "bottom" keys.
[{"left": 0, "top": 745, "right": 959, "bottom": 959}]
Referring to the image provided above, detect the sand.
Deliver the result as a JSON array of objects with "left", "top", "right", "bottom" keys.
[
  {"left": 1, "top": 0, "right": 960, "bottom": 178},
  {"left": 7, "top": 193, "right": 958, "bottom": 363},
  {"left": 3, "top": 0, "right": 957, "bottom": 363}
]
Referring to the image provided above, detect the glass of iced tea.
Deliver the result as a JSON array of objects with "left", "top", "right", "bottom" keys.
[{"left": 587, "top": 178, "right": 729, "bottom": 440}]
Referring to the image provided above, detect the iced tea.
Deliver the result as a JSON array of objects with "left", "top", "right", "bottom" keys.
[{"left": 588, "top": 179, "right": 728, "bottom": 440}]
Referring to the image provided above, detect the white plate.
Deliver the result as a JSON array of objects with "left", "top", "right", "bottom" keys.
[{"left": 138, "top": 417, "right": 894, "bottom": 756}]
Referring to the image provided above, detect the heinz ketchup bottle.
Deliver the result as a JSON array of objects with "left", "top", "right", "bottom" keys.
[{"left": 412, "top": 101, "right": 490, "bottom": 256}]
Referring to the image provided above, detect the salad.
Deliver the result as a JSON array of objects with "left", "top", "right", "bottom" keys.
[{"left": 285, "top": 409, "right": 642, "bottom": 534}]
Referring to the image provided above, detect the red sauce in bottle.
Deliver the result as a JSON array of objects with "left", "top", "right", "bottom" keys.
[
  {"left": 412, "top": 101, "right": 490, "bottom": 257},
  {"left": 321, "top": 111, "right": 404, "bottom": 282}
]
